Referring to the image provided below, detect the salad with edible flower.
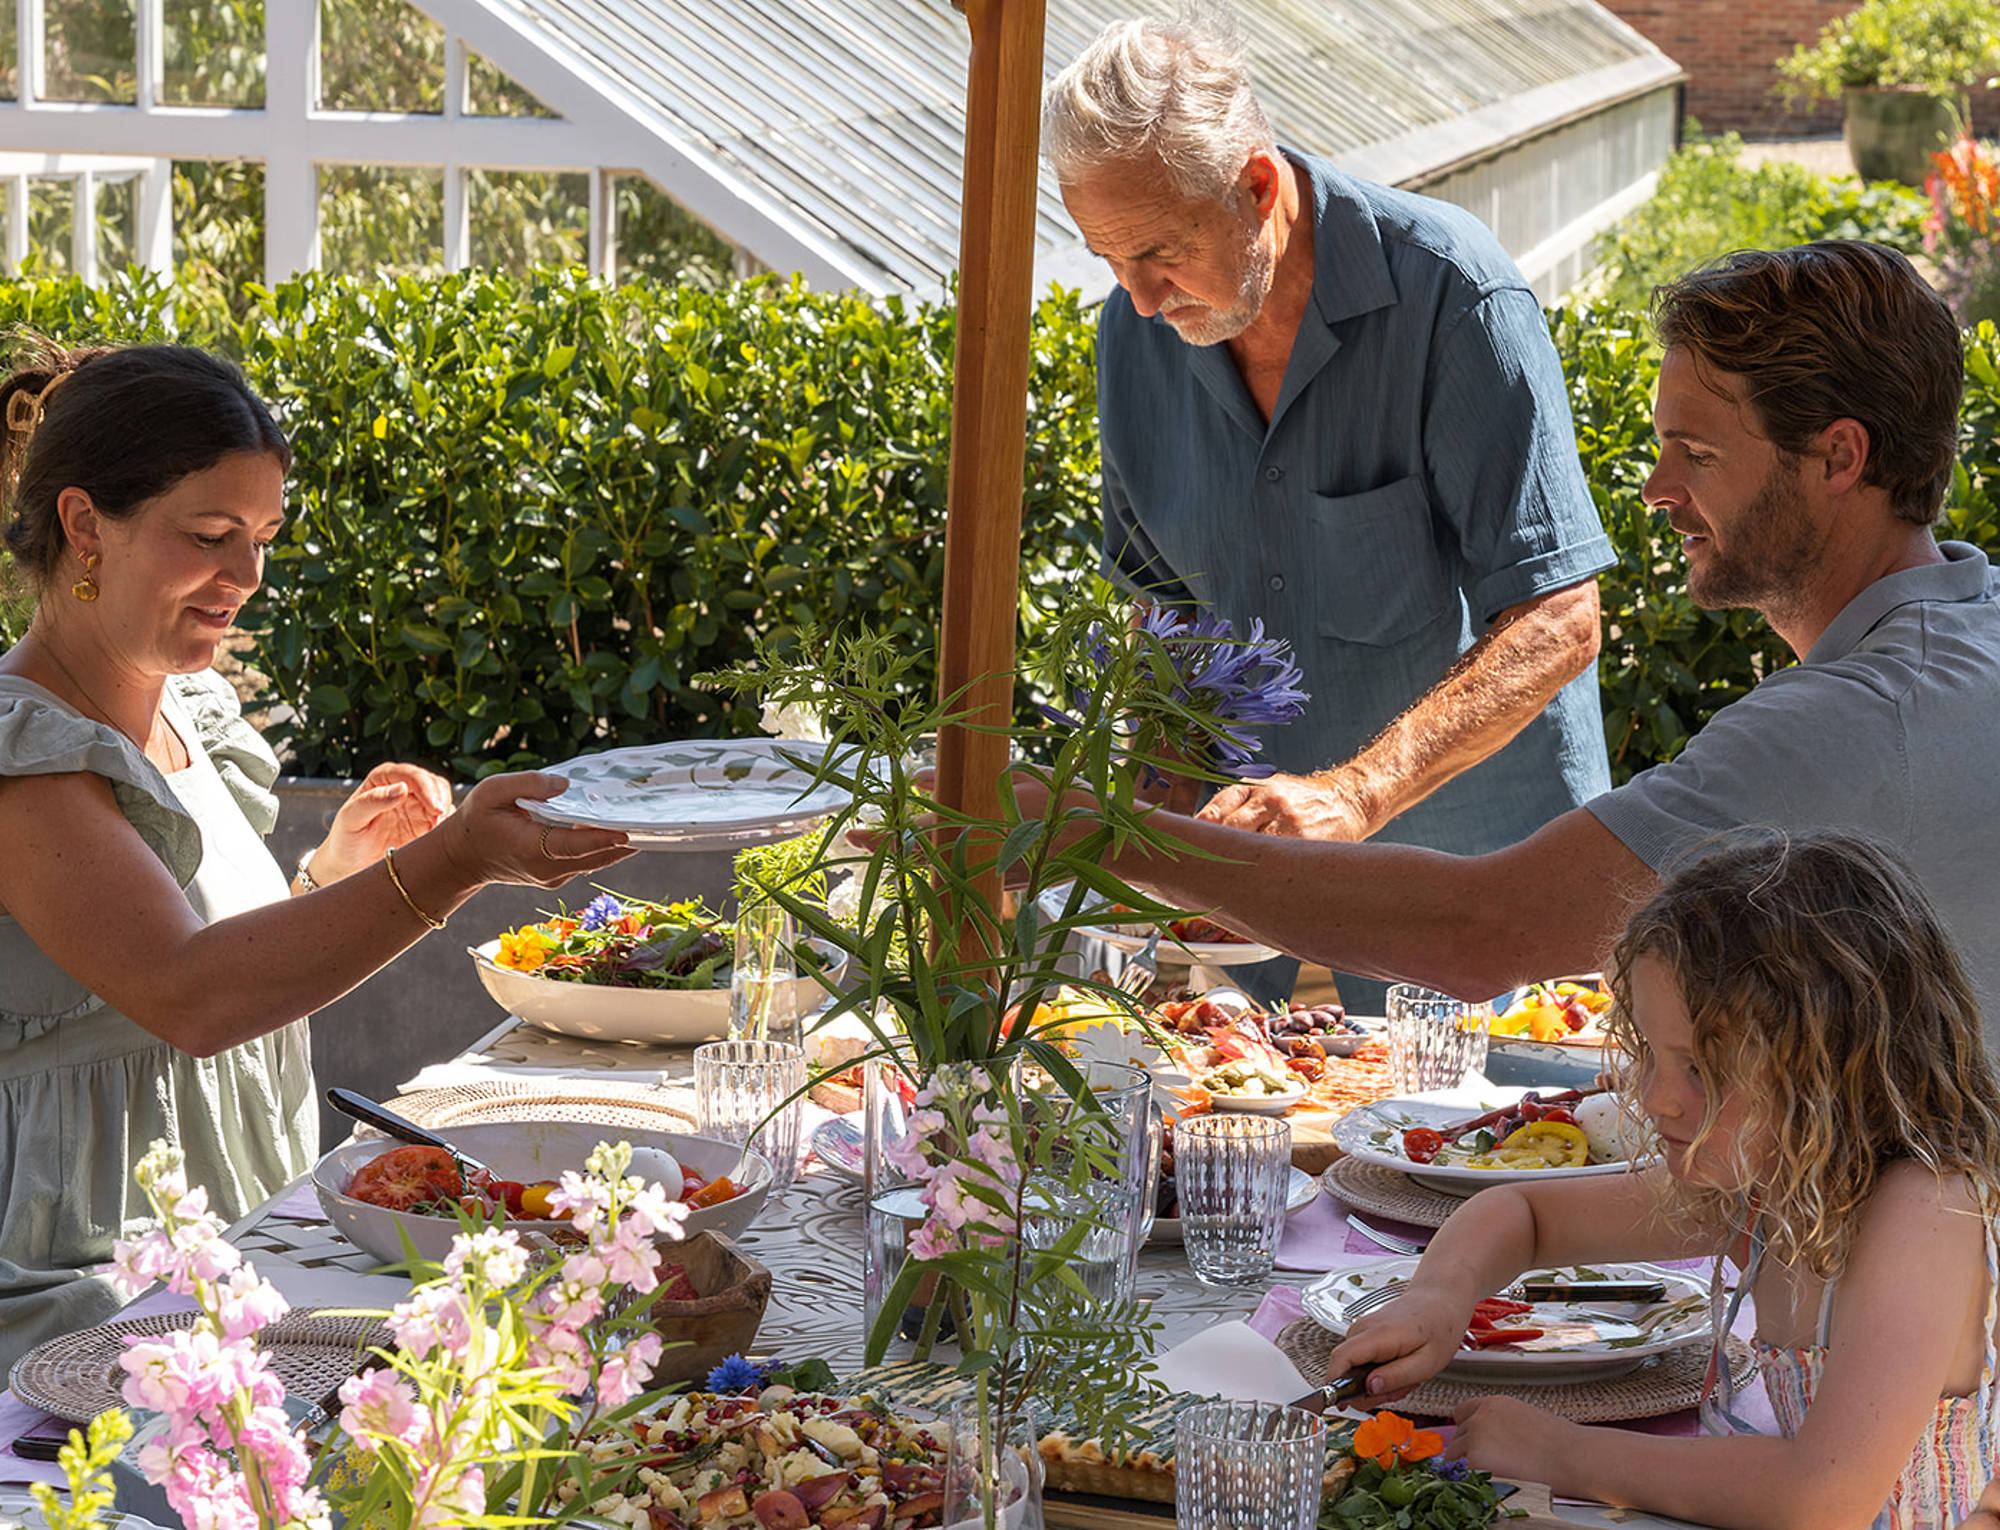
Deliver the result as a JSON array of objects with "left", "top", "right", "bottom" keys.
[{"left": 493, "top": 893, "right": 732, "bottom": 990}]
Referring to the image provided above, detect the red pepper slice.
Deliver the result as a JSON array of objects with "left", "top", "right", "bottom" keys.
[
  {"left": 1465, "top": 1326, "right": 1545, "bottom": 1348},
  {"left": 1473, "top": 1297, "right": 1534, "bottom": 1317}
]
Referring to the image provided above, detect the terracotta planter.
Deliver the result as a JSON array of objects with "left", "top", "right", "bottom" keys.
[{"left": 1844, "top": 87, "right": 1960, "bottom": 185}]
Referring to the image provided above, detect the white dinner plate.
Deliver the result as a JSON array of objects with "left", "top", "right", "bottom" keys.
[
  {"left": 1206, "top": 1083, "right": 1308, "bottom": 1115},
  {"left": 1302, "top": 1257, "right": 1711, "bottom": 1382},
  {"left": 1034, "top": 883, "right": 1280, "bottom": 965},
  {"left": 520, "top": 739, "right": 850, "bottom": 846},
  {"left": 1151, "top": 1166, "right": 1319, "bottom": 1243},
  {"left": 1329, "top": 1085, "right": 1654, "bottom": 1197}
]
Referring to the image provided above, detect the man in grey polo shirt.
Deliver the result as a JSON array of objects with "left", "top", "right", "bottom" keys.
[
  {"left": 1043, "top": 14, "right": 1615, "bottom": 1007},
  {"left": 1062, "top": 240, "right": 2000, "bottom": 1031}
]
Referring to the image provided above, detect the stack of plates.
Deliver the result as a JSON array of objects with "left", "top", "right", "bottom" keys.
[{"left": 520, "top": 739, "right": 850, "bottom": 847}]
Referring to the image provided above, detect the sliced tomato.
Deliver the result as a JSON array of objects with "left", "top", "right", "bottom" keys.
[
  {"left": 1401, "top": 1127, "right": 1446, "bottom": 1164},
  {"left": 345, "top": 1146, "right": 464, "bottom": 1212}
]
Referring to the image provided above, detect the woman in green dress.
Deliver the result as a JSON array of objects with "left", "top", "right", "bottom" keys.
[{"left": 0, "top": 343, "right": 634, "bottom": 1368}]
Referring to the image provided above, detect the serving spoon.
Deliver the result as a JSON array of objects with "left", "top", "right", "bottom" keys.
[{"left": 324, "top": 1086, "right": 497, "bottom": 1181}]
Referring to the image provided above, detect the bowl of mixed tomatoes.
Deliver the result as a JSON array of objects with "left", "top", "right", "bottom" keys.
[{"left": 312, "top": 1120, "right": 770, "bottom": 1266}]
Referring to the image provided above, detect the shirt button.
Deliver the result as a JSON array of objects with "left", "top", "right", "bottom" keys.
[
  {"left": 1268, "top": 575, "right": 1286, "bottom": 592},
  {"left": 1264, "top": 465, "right": 1285, "bottom": 482}
]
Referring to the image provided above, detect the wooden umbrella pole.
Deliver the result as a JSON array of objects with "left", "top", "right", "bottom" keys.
[{"left": 936, "top": 0, "right": 1048, "bottom": 970}]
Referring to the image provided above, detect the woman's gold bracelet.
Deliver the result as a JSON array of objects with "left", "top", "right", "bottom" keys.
[{"left": 383, "top": 845, "right": 447, "bottom": 931}]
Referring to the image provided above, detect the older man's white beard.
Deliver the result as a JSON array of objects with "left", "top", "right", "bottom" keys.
[{"left": 1161, "top": 229, "right": 1275, "bottom": 347}]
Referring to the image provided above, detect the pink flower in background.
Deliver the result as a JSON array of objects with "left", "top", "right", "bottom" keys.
[
  {"left": 387, "top": 1284, "right": 472, "bottom": 1360},
  {"left": 211, "top": 1267, "right": 289, "bottom": 1344},
  {"left": 621, "top": 1180, "right": 689, "bottom": 1241},
  {"left": 548, "top": 1168, "right": 614, "bottom": 1232},
  {"left": 338, "top": 1369, "right": 422, "bottom": 1451},
  {"left": 444, "top": 1227, "right": 529, "bottom": 1289},
  {"left": 598, "top": 1332, "right": 664, "bottom": 1407},
  {"left": 909, "top": 1219, "right": 959, "bottom": 1260},
  {"left": 596, "top": 1218, "right": 662, "bottom": 1292}
]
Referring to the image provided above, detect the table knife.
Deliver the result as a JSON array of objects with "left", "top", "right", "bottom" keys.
[
  {"left": 1287, "top": 1363, "right": 1376, "bottom": 1416},
  {"left": 1510, "top": 1278, "right": 1666, "bottom": 1304}
]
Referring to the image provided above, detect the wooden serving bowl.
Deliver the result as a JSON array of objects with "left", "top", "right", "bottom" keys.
[{"left": 646, "top": 1230, "right": 773, "bottom": 1383}]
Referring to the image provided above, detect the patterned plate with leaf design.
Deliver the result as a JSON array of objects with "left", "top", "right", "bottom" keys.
[
  {"left": 1302, "top": 1256, "right": 1712, "bottom": 1381},
  {"left": 519, "top": 739, "right": 851, "bottom": 845}
]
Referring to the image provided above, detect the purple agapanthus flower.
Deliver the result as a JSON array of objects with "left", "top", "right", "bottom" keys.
[
  {"left": 705, "top": 1354, "right": 764, "bottom": 1392},
  {"left": 1118, "top": 607, "right": 1309, "bottom": 778},
  {"left": 580, "top": 893, "right": 623, "bottom": 931}
]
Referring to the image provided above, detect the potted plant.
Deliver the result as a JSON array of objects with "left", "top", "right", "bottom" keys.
[{"left": 1776, "top": 0, "right": 2000, "bottom": 185}]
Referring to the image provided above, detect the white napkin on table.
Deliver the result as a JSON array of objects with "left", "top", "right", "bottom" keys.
[{"left": 1151, "top": 1319, "right": 1313, "bottom": 1405}]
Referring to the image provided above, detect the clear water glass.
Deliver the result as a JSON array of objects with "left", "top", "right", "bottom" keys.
[
  {"left": 730, "top": 902, "right": 801, "bottom": 1049},
  {"left": 1385, "top": 984, "right": 1493, "bottom": 1093},
  {"left": 694, "top": 1039, "right": 805, "bottom": 1199},
  {"left": 1175, "top": 1400, "right": 1325, "bottom": 1530},
  {"left": 1175, "top": 1113, "right": 1291, "bottom": 1287}
]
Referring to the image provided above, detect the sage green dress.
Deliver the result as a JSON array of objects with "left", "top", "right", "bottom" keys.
[{"left": 0, "top": 669, "right": 316, "bottom": 1371}]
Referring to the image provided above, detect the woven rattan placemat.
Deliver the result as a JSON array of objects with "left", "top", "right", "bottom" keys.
[
  {"left": 387, "top": 1080, "right": 699, "bottom": 1132},
  {"left": 1276, "top": 1317, "right": 1756, "bottom": 1424},
  {"left": 1319, "top": 1156, "right": 1464, "bottom": 1230},
  {"left": 11, "top": 1308, "right": 390, "bottom": 1423}
]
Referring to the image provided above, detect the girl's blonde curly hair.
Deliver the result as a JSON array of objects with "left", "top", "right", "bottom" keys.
[{"left": 1604, "top": 830, "right": 2000, "bottom": 1277}]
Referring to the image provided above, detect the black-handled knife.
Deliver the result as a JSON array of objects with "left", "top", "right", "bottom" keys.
[
  {"left": 323, "top": 1087, "right": 495, "bottom": 1180},
  {"left": 1511, "top": 1278, "right": 1667, "bottom": 1304},
  {"left": 1287, "top": 1363, "right": 1377, "bottom": 1416}
]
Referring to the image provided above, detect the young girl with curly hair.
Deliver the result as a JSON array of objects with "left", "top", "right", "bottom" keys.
[{"left": 1326, "top": 830, "right": 2000, "bottom": 1530}]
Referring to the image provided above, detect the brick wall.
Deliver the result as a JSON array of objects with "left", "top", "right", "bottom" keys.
[{"left": 1600, "top": 0, "right": 1851, "bottom": 135}]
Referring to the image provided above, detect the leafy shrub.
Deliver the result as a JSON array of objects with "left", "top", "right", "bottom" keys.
[
  {"left": 1588, "top": 134, "right": 1929, "bottom": 312},
  {"left": 1, "top": 256, "right": 1998, "bottom": 789},
  {"left": 223, "top": 268, "right": 1101, "bottom": 777},
  {"left": 1776, "top": 0, "right": 2000, "bottom": 102}
]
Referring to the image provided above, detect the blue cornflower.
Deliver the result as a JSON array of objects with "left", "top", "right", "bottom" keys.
[
  {"left": 580, "top": 894, "right": 623, "bottom": 931},
  {"left": 705, "top": 1354, "right": 764, "bottom": 1392}
]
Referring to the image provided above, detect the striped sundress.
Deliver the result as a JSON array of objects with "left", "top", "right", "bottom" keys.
[{"left": 1701, "top": 1222, "right": 2000, "bottom": 1530}]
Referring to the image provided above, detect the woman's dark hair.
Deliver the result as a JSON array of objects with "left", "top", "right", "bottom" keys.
[
  {"left": 1652, "top": 241, "right": 1962, "bottom": 525},
  {"left": 0, "top": 341, "right": 292, "bottom": 583}
]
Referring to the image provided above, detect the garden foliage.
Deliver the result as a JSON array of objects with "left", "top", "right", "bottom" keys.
[
  {"left": 1586, "top": 134, "right": 1928, "bottom": 312},
  {"left": 0, "top": 175, "right": 1998, "bottom": 784}
]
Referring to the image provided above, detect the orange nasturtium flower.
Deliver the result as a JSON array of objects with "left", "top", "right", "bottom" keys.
[
  {"left": 496, "top": 928, "right": 555, "bottom": 972},
  {"left": 1351, "top": 1410, "right": 1444, "bottom": 1470}
]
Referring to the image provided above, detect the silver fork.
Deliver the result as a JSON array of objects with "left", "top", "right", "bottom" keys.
[
  {"left": 1114, "top": 928, "right": 1161, "bottom": 997},
  {"left": 1346, "top": 1214, "right": 1426, "bottom": 1256},
  {"left": 1340, "top": 1279, "right": 1410, "bottom": 1323}
]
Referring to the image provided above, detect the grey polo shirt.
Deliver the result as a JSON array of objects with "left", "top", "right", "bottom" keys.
[
  {"left": 1588, "top": 543, "right": 2000, "bottom": 1025},
  {"left": 1096, "top": 152, "right": 1615, "bottom": 861}
]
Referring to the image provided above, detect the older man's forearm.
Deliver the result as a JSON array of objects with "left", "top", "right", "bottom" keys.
[{"left": 1323, "top": 581, "right": 1602, "bottom": 837}]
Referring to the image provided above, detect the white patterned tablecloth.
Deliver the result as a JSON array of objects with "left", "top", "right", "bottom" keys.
[{"left": 238, "top": 1020, "right": 1262, "bottom": 1371}]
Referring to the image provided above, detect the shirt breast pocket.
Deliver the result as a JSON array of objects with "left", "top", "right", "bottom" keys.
[{"left": 1306, "top": 475, "right": 1455, "bottom": 647}]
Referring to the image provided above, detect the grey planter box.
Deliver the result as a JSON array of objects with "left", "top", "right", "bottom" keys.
[{"left": 274, "top": 777, "right": 742, "bottom": 1153}]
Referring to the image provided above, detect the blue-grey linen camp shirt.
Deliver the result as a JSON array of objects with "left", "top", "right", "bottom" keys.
[
  {"left": 1097, "top": 153, "right": 1616, "bottom": 864},
  {"left": 1588, "top": 542, "right": 2000, "bottom": 1032}
]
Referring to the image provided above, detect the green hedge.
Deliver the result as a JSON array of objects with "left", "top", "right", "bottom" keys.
[{"left": 0, "top": 266, "right": 1997, "bottom": 787}]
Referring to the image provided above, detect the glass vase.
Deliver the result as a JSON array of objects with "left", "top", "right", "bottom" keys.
[{"left": 859, "top": 1056, "right": 1160, "bottom": 1363}]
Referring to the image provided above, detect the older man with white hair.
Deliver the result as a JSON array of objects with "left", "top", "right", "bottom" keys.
[{"left": 1043, "top": 11, "right": 1616, "bottom": 1007}]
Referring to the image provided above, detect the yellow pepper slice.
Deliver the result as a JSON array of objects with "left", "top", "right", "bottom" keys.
[{"left": 1496, "top": 1120, "right": 1590, "bottom": 1167}]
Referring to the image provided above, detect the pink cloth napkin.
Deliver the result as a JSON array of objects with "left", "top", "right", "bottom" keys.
[{"left": 1276, "top": 1187, "right": 1433, "bottom": 1270}]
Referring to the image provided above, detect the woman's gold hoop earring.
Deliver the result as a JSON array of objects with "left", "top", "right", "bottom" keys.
[{"left": 70, "top": 551, "right": 98, "bottom": 602}]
